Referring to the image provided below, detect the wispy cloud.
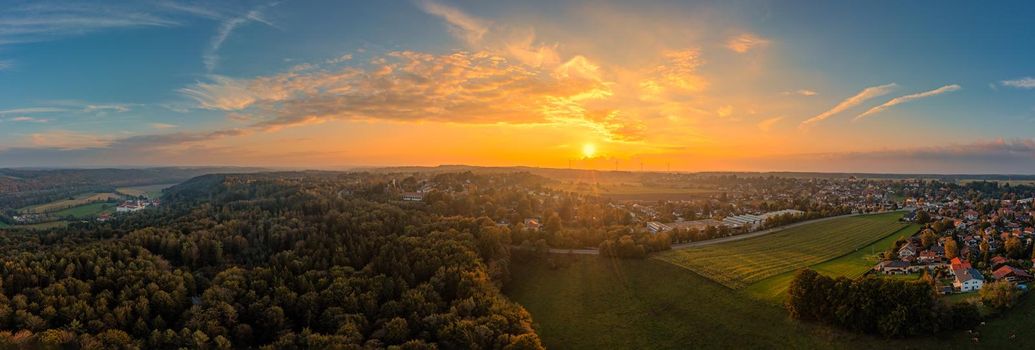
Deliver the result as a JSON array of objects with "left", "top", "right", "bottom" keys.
[
  {"left": 783, "top": 89, "right": 817, "bottom": 96},
  {"left": 757, "top": 116, "right": 784, "bottom": 131},
  {"left": 725, "top": 33, "right": 770, "bottom": 53},
  {"left": 855, "top": 84, "right": 960, "bottom": 121},
  {"left": 0, "top": 3, "right": 178, "bottom": 45},
  {"left": 1001, "top": 77, "right": 1035, "bottom": 89},
  {"left": 5, "top": 116, "right": 50, "bottom": 123},
  {"left": 204, "top": 4, "right": 274, "bottom": 72},
  {"left": 0, "top": 60, "right": 12, "bottom": 71},
  {"left": 800, "top": 83, "right": 897, "bottom": 127},
  {"left": 150, "top": 123, "right": 178, "bottom": 129},
  {"left": 0, "top": 107, "right": 68, "bottom": 115},
  {"left": 415, "top": 0, "right": 490, "bottom": 45}
]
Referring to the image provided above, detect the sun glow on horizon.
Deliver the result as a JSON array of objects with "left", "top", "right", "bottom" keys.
[{"left": 582, "top": 143, "right": 597, "bottom": 158}]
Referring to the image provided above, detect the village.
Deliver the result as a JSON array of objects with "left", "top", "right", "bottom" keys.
[{"left": 873, "top": 183, "right": 1035, "bottom": 297}]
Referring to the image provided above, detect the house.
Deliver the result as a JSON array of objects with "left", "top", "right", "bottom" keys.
[
  {"left": 116, "top": 201, "right": 146, "bottom": 213},
  {"left": 523, "top": 218, "right": 542, "bottom": 231},
  {"left": 993, "top": 265, "right": 1033, "bottom": 283},
  {"left": 898, "top": 244, "right": 919, "bottom": 259},
  {"left": 964, "top": 210, "right": 979, "bottom": 221},
  {"left": 876, "top": 260, "right": 913, "bottom": 274},
  {"left": 953, "top": 267, "right": 985, "bottom": 292},
  {"left": 990, "top": 256, "right": 1009, "bottom": 268},
  {"left": 400, "top": 192, "right": 423, "bottom": 201},
  {"left": 950, "top": 257, "right": 972, "bottom": 270},
  {"left": 917, "top": 250, "right": 941, "bottom": 264}
]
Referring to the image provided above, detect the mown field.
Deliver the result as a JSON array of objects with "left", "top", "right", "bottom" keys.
[
  {"left": 116, "top": 183, "right": 176, "bottom": 198},
  {"left": 654, "top": 212, "right": 909, "bottom": 289},
  {"left": 509, "top": 255, "right": 1033, "bottom": 349},
  {"left": 506, "top": 257, "right": 856, "bottom": 349},
  {"left": 50, "top": 202, "right": 115, "bottom": 218},
  {"left": 19, "top": 192, "right": 122, "bottom": 214},
  {"left": 743, "top": 221, "right": 920, "bottom": 302}
]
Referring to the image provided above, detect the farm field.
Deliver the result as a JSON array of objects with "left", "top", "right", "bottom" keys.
[
  {"left": 116, "top": 183, "right": 176, "bottom": 198},
  {"left": 654, "top": 212, "right": 910, "bottom": 289},
  {"left": 743, "top": 222, "right": 920, "bottom": 303},
  {"left": 19, "top": 192, "right": 122, "bottom": 214},
  {"left": 50, "top": 202, "right": 116, "bottom": 218},
  {"left": 507, "top": 257, "right": 851, "bottom": 349},
  {"left": 504, "top": 256, "right": 1015, "bottom": 349}
]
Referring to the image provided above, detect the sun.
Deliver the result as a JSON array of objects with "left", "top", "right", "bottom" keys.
[{"left": 582, "top": 143, "right": 597, "bottom": 158}]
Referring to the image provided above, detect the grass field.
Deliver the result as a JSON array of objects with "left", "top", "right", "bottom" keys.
[
  {"left": 654, "top": 212, "right": 910, "bottom": 289},
  {"left": 51, "top": 202, "right": 115, "bottom": 218},
  {"left": 116, "top": 183, "right": 176, "bottom": 198},
  {"left": 743, "top": 221, "right": 920, "bottom": 302},
  {"left": 507, "top": 255, "right": 1034, "bottom": 349},
  {"left": 506, "top": 257, "right": 856, "bottom": 349},
  {"left": 20, "top": 192, "right": 122, "bottom": 214}
]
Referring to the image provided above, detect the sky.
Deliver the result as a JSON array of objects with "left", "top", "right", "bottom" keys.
[{"left": 1, "top": 0, "right": 1034, "bottom": 173}]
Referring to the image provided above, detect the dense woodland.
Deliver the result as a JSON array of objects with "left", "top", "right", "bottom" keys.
[{"left": 0, "top": 172, "right": 545, "bottom": 349}]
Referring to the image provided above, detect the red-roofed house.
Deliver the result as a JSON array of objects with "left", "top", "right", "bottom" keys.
[
  {"left": 993, "top": 265, "right": 1033, "bottom": 283},
  {"left": 950, "top": 257, "right": 972, "bottom": 270}
]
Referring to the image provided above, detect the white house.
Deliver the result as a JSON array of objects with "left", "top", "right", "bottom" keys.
[{"left": 953, "top": 268, "right": 985, "bottom": 292}]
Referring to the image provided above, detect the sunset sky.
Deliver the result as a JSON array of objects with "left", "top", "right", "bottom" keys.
[{"left": 2, "top": 1, "right": 1035, "bottom": 173}]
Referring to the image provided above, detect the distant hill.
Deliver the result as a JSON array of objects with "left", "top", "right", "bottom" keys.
[
  {"left": 0, "top": 167, "right": 269, "bottom": 210},
  {"left": 361, "top": 164, "right": 1035, "bottom": 182}
]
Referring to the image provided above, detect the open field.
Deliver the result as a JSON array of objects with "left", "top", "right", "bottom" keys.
[
  {"left": 654, "top": 212, "right": 910, "bottom": 289},
  {"left": 19, "top": 192, "right": 122, "bottom": 214},
  {"left": 116, "top": 183, "right": 176, "bottom": 198},
  {"left": 508, "top": 255, "right": 1033, "bottom": 349},
  {"left": 51, "top": 202, "right": 115, "bottom": 218},
  {"left": 507, "top": 257, "right": 852, "bottom": 349},
  {"left": 743, "top": 222, "right": 920, "bottom": 302}
]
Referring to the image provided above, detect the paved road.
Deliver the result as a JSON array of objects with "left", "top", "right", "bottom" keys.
[{"left": 533, "top": 210, "right": 904, "bottom": 255}]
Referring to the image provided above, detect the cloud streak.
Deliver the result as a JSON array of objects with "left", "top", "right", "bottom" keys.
[
  {"left": 757, "top": 116, "right": 783, "bottom": 131},
  {"left": 1001, "top": 77, "right": 1035, "bottom": 89},
  {"left": 415, "top": 0, "right": 490, "bottom": 45},
  {"left": 203, "top": 4, "right": 274, "bottom": 72},
  {"left": 800, "top": 83, "right": 897, "bottom": 127},
  {"left": 854, "top": 84, "right": 960, "bottom": 121}
]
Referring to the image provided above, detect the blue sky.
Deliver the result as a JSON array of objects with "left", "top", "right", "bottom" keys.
[{"left": 1, "top": 0, "right": 1034, "bottom": 172}]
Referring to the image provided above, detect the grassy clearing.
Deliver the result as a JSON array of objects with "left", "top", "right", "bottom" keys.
[
  {"left": 116, "top": 183, "right": 176, "bottom": 198},
  {"left": 743, "top": 222, "right": 920, "bottom": 303},
  {"left": 51, "top": 202, "right": 115, "bottom": 218},
  {"left": 20, "top": 192, "right": 122, "bottom": 214},
  {"left": 654, "top": 212, "right": 909, "bottom": 289}
]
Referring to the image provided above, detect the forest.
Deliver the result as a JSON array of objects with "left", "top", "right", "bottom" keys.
[{"left": 0, "top": 172, "right": 545, "bottom": 349}]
